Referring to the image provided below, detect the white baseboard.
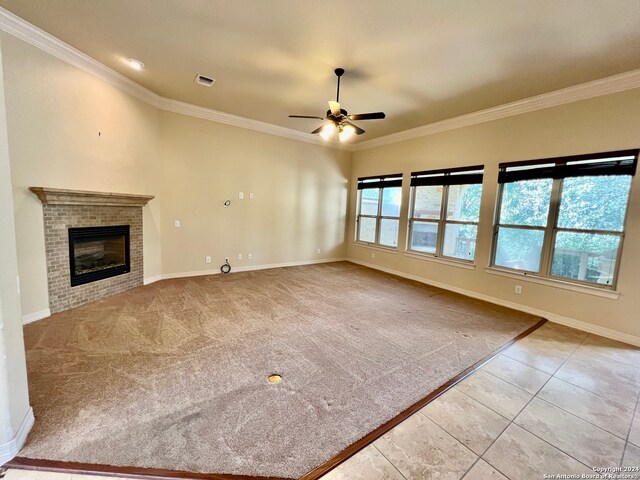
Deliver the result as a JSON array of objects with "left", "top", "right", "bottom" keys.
[
  {"left": 143, "top": 274, "right": 162, "bottom": 285},
  {"left": 0, "top": 407, "right": 34, "bottom": 464},
  {"left": 21, "top": 308, "right": 50, "bottom": 325},
  {"left": 160, "top": 257, "right": 346, "bottom": 281},
  {"left": 348, "top": 259, "right": 640, "bottom": 347}
]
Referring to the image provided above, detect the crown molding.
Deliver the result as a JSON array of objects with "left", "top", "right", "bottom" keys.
[
  {"left": 1, "top": 6, "right": 638, "bottom": 155},
  {"left": 0, "top": 7, "right": 161, "bottom": 107},
  {"left": 353, "top": 69, "right": 640, "bottom": 151},
  {"left": 0, "top": 7, "right": 350, "bottom": 150},
  {"left": 159, "top": 97, "right": 345, "bottom": 150}
]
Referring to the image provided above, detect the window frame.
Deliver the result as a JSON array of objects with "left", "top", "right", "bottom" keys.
[
  {"left": 407, "top": 166, "right": 484, "bottom": 262},
  {"left": 355, "top": 174, "right": 402, "bottom": 249},
  {"left": 490, "top": 150, "right": 638, "bottom": 289}
]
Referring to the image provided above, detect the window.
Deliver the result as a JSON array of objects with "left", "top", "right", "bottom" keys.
[
  {"left": 492, "top": 149, "right": 638, "bottom": 288},
  {"left": 356, "top": 174, "right": 402, "bottom": 248},
  {"left": 408, "top": 166, "right": 484, "bottom": 261}
]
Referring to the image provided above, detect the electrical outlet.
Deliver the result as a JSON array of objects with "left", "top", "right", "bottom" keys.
[
  {"left": 239, "top": 192, "right": 244, "bottom": 199},
  {"left": 515, "top": 285, "right": 522, "bottom": 294},
  {"left": 317, "top": 248, "right": 321, "bottom": 254},
  {"left": 249, "top": 193, "right": 254, "bottom": 199},
  {"left": 247, "top": 253, "right": 252, "bottom": 260},
  {"left": 238, "top": 253, "right": 243, "bottom": 260},
  {"left": 174, "top": 220, "right": 181, "bottom": 228},
  {"left": 371, "top": 252, "right": 376, "bottom": 258},
  {"left": 205, "top": 256, "right": 211, "bottom": 264}
]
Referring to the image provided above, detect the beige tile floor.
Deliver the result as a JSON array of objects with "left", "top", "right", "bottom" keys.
[
  {"left": 3, "top": 322, "right": 640, "bottom": 480},
  {"left": 321, "top": 322, "right": 640, "bottom": 480}
]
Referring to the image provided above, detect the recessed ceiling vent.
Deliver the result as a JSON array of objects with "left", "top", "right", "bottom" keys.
[{"left": 194, "top": 74, "right": 216, "bottom": 87}]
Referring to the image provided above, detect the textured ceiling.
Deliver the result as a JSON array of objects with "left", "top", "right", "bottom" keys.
[{"left": 1, "top": 0, "right": 639, "bottom": 142}]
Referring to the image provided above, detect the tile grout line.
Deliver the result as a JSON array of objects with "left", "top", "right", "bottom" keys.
[
  {"left": 479, "top": 367, "right": 542, "bottom": 396},
  {"left": 530, "top": 395, "right": 630, "bottom": 442},
  {"left": 501, "top": 344, "right": 567, "bottom": 377},
  {"left": 478, "top": 372, "right": 557, "bottom": 478},
  {"left": 452, "top": 386, "right": 513, "bottom": 422},
  {"left": 442, "top": 327, "right": 576, "bottom": 479},
  {"left": 458, "top": 457, "right": 482, "bottom": 480},
  {"left": 509, "top": 333, "right": 628, "bottom": 470},
  {"left": 554, "top": 337, "right": 640, "bottom": 411},
  {"left": 415, "top": 398, "right": 509, "bottom": 461},
  {"left": 620, "top": 388, "right": 640, "bottom": 467},
  {"left": 426, "top": 384, "right": 515, "bottom": 479},
  {"left": 413, "top": 412, "right": 483, "bottom": 480},
  {"left": 543, "top": 374, "right": 637, "bottom": 414},
  {"left": 488, "top": 350, "right": 557, "bottom": 376},
  {"left": 481, "top": 332, "right": 604, "bottom": 476},
  {"left": 371, "top": 444, "right": 410, "bottom": 480},
  {"left": 456, "top": 416, "right": 514, "bottom": 480}
]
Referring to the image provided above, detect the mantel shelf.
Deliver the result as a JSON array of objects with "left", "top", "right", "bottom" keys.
[{"left": 29, "top": 187, "right": 154, "bottom": 207}]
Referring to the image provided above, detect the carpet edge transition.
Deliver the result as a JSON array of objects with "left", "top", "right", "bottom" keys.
[{"left": 5, "top": 318, "right": 547, "bottom": 480}]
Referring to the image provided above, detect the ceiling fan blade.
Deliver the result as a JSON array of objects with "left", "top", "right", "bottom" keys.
[
  {"left": 289, "top": 115, "right": 324, "bottom": 119},
  {"left": 328, "top": 101, "right": 341, "bottom": 116},
  {"left": 348, "top": 112, "right": 386, "bottom": 121},
  {"left": 311, "top": 125, "right": 325, "bottom": 134},
  {"left": 345, "top": 122, "right": 365, "bottom": 135}
]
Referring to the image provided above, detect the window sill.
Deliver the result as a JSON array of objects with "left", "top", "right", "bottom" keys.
[
  {"left": 485, "top": 267, "right": 621, "bottom": 300},
  {"left": 353, "top": 242, "right": 399, "bottom": 254},
  {"left": 403, "top": 251, "right": 476, "bottom": 271}
]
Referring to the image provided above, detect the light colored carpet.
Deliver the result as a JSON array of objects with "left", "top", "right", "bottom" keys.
[{"left": 21, "top": 262, "right": 540, "bottom": 478}]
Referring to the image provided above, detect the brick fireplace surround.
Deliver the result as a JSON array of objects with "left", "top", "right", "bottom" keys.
[{"left": 30, "top": 187, "right": 154, "bottom": 313}]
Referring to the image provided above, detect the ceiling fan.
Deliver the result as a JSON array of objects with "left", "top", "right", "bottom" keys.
[{"left": 289, "top": 68, "right": 385, "bottom": 142}]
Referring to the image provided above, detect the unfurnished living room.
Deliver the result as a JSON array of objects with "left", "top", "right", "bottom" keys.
[{"left": 0, "top": 1, "right": 639, "bottom": 480}]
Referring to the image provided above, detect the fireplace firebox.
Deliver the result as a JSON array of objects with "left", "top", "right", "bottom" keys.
[{"left": 69, "top": 225, "right": 130, "bottom": 286}]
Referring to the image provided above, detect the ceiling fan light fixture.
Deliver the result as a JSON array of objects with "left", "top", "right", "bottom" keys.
[
  {"left": 289, "top": 68, "right": 384, "bottom": 140},
  {"left": 338, "top": 124, "right": 356, "bottom": 142},
  {"left": 319, "top": 123, "right": 336, "bottom": 140}
]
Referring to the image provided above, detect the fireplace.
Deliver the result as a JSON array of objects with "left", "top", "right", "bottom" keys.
[
  {"left": 69, "top": 225, "right": 130, "bottom": 286},
  {"left": 30, "top": 187, "right": 153, "bottom": 312}
]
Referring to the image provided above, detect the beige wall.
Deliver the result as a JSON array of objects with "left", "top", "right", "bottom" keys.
[
  {"left": 1, "top": 33, "right": 350, "bottom": 319},
  {"left": 348, "top": 89, "right": 640, "bottom": 339},
  {"left": 3, "top": 27, "right": 639, "bottom": 342},
  {"left": 0, "top": 37, "right": 30, "bottom": 448},
  {"left": 158, "top": 111, "right": 350, "bottom": 275},
  {"left": 1, "top": 33, "right": 163, "bottom": 317}
]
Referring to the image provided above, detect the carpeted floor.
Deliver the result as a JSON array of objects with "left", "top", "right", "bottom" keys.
[{"left": 20, "top": 262, "right": 541, "bottom": 478}]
